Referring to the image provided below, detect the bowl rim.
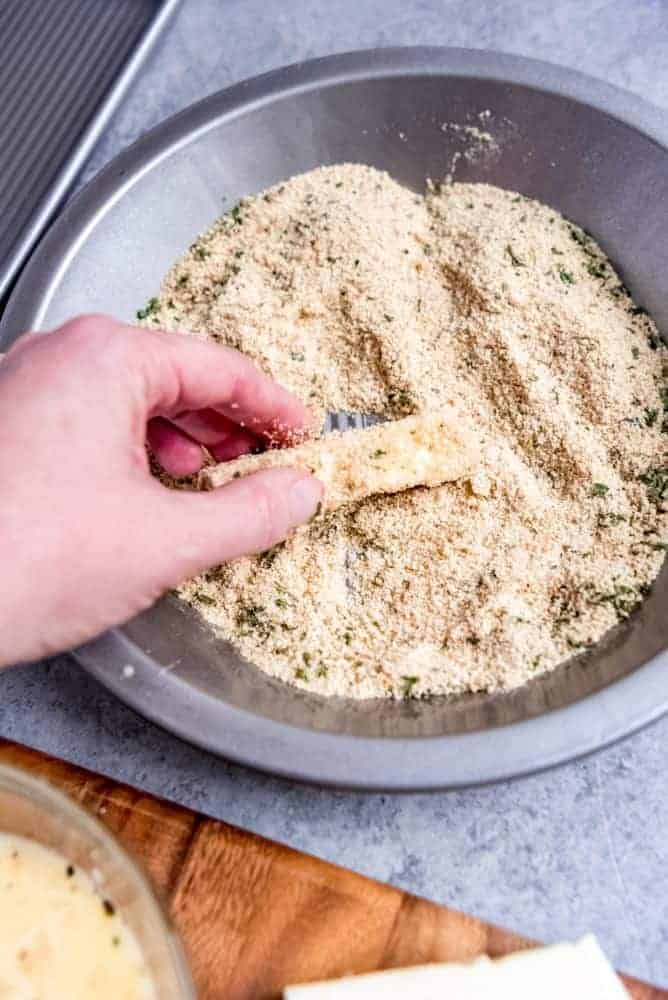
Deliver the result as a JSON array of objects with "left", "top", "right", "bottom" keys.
[
  {"left": 2, "top": 45, "right": 668, "bottom": 334},
  {"left": 3, "top": 46, "right": 668, "bottom": 791}
]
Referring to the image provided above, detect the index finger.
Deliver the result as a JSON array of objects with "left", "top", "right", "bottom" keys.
[{"left": 131, "top": 325, "right": 315, "bottom": 443}]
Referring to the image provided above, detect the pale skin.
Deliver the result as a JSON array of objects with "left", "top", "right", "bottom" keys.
[{"left": 0, "top": 314, "right": 323, "bottom": 667}]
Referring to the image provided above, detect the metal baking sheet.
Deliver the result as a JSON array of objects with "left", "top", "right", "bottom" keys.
[
  {"left": 2, "top": 48, "right": 668, "bottom": 789},
  {"left": 0, "top": 0, "right": 180, "bottom": 301}
]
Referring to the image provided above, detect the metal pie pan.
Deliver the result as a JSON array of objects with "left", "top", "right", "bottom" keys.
[{"left": 3, "top": 47, "right": 668, "bottom": 790}]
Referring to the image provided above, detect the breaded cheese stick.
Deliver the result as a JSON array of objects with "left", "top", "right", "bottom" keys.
[{"left": 199, "top": 411, "right": 478, "bottom": 510}]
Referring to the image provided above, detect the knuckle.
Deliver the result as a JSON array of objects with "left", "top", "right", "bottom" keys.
[
  {"left": 58, "top": 314, "right": 134, "bottom": 367},
  {"left": 58, "top": 313, "right": 117, "bottom": 343},
  {"left": 54, "top": 315, "right": 108, "bottom": 356}
]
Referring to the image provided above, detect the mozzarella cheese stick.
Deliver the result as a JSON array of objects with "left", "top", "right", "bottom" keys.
[
  {"left": 283, "top": 936, "right": 629, "bottom": 999},
  {"left": 199, "top": 410, "right": 477, "bottom": 510}
]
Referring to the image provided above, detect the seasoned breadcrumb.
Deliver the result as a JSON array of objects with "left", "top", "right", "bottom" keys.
[{"left": 142, "top": 164, "right": 668, "bottom": 700}]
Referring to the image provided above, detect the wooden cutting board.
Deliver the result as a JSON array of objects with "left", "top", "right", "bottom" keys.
[{"left": 0, "top": 740, "right": 663, "bottom": 999}]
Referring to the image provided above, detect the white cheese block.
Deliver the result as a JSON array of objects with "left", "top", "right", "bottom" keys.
[
  {"left": 199, "top": 410, "right": 478, "bottom": 511},
  {"left": 284, "top": 936, "right": 629, "bottom": 999}
]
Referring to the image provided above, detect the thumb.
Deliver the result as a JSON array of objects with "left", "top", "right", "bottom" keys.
[{"left": 152, "top": 467, "right": 323, "bottom": 585}]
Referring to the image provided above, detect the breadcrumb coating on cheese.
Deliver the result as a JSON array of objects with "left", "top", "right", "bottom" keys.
[{"left": 199, "top": 411, "right": 478, "bottom": 511}]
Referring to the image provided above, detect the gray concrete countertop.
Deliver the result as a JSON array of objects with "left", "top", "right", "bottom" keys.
[{"left": 2, "top": 0, "right": 668, "bottom": 985}]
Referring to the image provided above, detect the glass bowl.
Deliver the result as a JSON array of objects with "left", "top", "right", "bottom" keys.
[{"left": 0, "top": 761, "right": 195, "bottom": 998}]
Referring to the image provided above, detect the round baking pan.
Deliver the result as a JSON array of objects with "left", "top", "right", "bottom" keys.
[{"left": 3, "top": 47, "right": 668, "bottom": 789}]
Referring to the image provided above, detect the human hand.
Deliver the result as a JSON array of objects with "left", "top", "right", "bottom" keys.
[{"left": 0, "top": 314, "right": 322, "bottom": 666}]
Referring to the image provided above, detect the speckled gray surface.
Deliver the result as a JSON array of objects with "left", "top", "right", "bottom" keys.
[{"left": 2, "top": 0, "right": 668, "bottom": 985}]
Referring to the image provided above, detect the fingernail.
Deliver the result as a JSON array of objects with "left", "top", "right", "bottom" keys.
[{"left": 290, "top": 475, "right": 324, "bottom": 523}]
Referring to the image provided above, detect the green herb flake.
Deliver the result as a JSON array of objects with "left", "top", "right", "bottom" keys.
[
  {"left": 258, "top": 547, "right": 279, "bottom": 568},
  {"left": 661, "top": 386, "right": 668, "bottom": 429},
  {"left": 558, "top": 268, "right": 575, "bottom": 286},
  {"left": 505, "top": 244, "right": 525, "bottom": 268},
  {"left": 401, "top": 675, "right": 419, "bottom": 697},
  {"left": 631, "top": 346, "right": 640, "bottom": 359},
  {"left": 371, "top": 449, "right": 386, "bottom": 459},
  {"left": 316, "top": 665, "right": 329, "bottom": 678},
  {"left": 591, "top": 482, "right": 610, "bottom": 497},
  {"left": 587, "top": 260, "right": 607, "bottom": 279},
  {"left": 569, "top": 226, "right": 591, "bottom": 249},
  {"left": 194, "top": 590, "right": 216, "bottom": 606},
  {"left": 176, "top": 274, "right": 189, "bottom": 288},
  {"left": 644, "top": 408, "right": 659, "bottom": 428},
  {"left": 112, "top": 935, "right": 121, "bottom": 948},
  {"left": 295, "top": 667, "right": 309, "bottom": 681},
  {"left": 229, "top": 202, "right": 244, "bottom": 225},
  {"left": 639, "top": 467, "right": 668, "bottom": 507},
  {"left": 589, "top": 584, "right": 643, "bottom": 620},
  {"left": 136, "top": 297, "right": 160, "bottom": 320},
  {"left": 597, "top": 511, "right": 626, "bottom": 529},
  {"left": 236, "top": 603, "right": 272, "bottom": 638}
]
